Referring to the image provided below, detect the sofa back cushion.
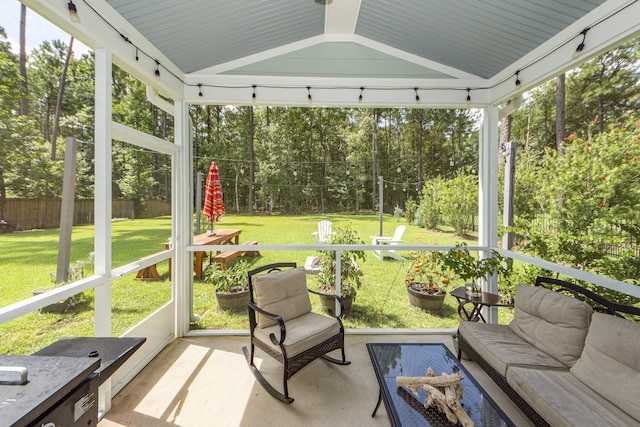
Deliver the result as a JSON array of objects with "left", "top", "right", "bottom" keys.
[
  {"left": 509, "top": 284, "right": 592, "bottom": 366},
  {"left": 571, "top": 313, "right": 640, "bottom": 421},
  {"left": 252, "top": 266, "right": 312, "bottom": 328}
]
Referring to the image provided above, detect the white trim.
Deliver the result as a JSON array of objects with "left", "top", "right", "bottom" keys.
[
  {"left": 324, "top": 0, "right": 360, "bottom": 35},
  {"left": 174, "top": 101, "right": 193, "bottom": 337},
  {"left": 94, "top": 47, "right": 113, "bottom": 338},
  {"left": 495, "top": 248, "right": 640, "bottom": 299},
  {"left": 22, "top": 0, "right": 184, "bottom": 99},
  {"left": 488, "top": 0, "right": 640, "bottom": 105},
  {"left": 0, "top": 276, "right": 103, "bottom": 323},
  {"left": 112, "top": 122, "right": 179, "bottom": 154}
]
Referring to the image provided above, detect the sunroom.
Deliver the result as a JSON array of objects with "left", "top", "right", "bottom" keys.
[{"left": 2, "top": 0, "right": 640, "bottom": 425}]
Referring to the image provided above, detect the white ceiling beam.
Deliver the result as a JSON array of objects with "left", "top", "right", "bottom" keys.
[
  {"left": 351, "top": 35, "right": 482, "bottom": 80},
  {"left": 22, "top": 0, "right": 184, "bottom": 99},
  {"left": 489, "top": 0, "right": 640, "bottom": 105},
  {"left": 183, "top": 74, "right": 489, "bottom": 108},
  {"left": 324, "top": 0, "right": 361, "bottom": 34}
]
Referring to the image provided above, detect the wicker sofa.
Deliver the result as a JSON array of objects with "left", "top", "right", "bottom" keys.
[{"left": 457, "top": 277, "right": 640, "bottom": 427}]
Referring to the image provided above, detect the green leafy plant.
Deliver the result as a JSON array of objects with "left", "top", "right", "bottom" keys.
[
  {"left": 438, "top": 243, "right": 507, "bottom": 284},
  {"left": 405, "top": 251, "right": 451, "bottom": 295},
  {"left": 317, "top": 224, "right": 366, "bottom": 297},
  {"left": 404, "top": 198, "right": 418, "bottom": 224},
  {"left": 203, "top": 260, "right": 250, "bottom": 293},
  {"left": 393, "top": 205, "right": 404, "bottom": 221}
]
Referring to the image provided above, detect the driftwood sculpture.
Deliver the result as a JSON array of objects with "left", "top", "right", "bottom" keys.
[{"left": 396, "top": 367, "right": 474, "bottom": 427}]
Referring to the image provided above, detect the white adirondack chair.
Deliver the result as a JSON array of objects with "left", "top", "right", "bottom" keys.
[
  {"left": 371, "top": 225, "right": 407, "bottom": 261},
  {"left": 312, "top": 220, "right": 333, "bottom": 244}
]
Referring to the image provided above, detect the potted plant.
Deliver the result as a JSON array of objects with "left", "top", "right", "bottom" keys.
[
  {"left": 204, "top": 260, "right": 250, "bottom": 311},
  {"left": 438, "top": 243, "right": 507, "bottom": 297},
  {"left": 316, "top": 224, "right": 366, "bottom": 314},
  {"left": 405, "top": 251, "right": 451, "bottom": 313}
]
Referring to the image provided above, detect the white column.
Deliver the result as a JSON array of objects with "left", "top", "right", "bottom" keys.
[
  {"left": 94, "top": 47, "right": 112, "bottom": 337},
  {"left": 173, "top": 100, "right": 193, "bottom": 337},
  {"left": 478, "top": 106, "right": 500, "bottom": 323},
  {"left": 93, "top": 47, "right": 113, "bottom": 417}
]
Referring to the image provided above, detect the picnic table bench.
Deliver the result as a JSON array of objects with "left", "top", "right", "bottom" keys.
[
  {"left": 211, "top": 241, "right": 260, "bottom": 270},
  {"left": 135, "top": 250, "right": 171, "bottom": 281}
]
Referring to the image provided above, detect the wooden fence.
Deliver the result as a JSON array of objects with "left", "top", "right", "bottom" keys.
[{"left": 3, "top": 198, "right": 171, "bottom": 230}]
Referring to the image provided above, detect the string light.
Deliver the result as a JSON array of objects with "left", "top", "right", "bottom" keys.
[
  {"left": 307, "top": 86, "right": 312, "bottom": 103},
  {"left": 198, "top": 84, "right": 203, "bottom": 97},
  {"left": 358, "top": 86, "right": 364, "bottom": 102},
  {"left": 573, "top": 27, "right": 590, "bottom": 58},
  {"left": 64, "top": 0, "right": 631, "bottom": 104},
  {"left": 252, "top": 84, "right": 257, "bottom": 100},
  {"left": 68, "top": 1, "right": 81, "bottom": 23},
  {"left": 466, "top": 88, "right": 471, "bottom": 104}
]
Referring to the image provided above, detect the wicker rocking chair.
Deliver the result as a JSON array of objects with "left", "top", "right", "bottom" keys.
[{"left": 242, "top": 262, "right": 350, "bottom": 403}]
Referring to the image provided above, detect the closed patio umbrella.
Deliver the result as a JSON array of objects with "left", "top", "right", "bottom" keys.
[{"left": 203, "top": 161, "right": 225, "bottom": 235}]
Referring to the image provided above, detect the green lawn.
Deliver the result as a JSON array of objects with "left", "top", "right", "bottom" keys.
[{"left": 0, "top": 214, "right": 515, "bottom": 354}]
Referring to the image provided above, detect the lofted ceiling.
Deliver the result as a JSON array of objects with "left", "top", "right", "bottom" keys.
[
  {"left": 105, "top": 0, "right": 608, "bottom": 80},
  {"left": 22, "top": 0, "right": 640, "bottom": 106}
]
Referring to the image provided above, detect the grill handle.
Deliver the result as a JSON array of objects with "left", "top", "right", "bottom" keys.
[{"left": 0, "top": 366, "right": 28, "bottom": 385}]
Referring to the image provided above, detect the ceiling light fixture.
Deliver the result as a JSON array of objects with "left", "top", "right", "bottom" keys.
[{"left": 68, "top": 1, "right": 81, "bottom": 23}]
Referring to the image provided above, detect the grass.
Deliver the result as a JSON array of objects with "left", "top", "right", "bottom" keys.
[{"left": 0, "top": 213, "right": 515, "bottom": 354}]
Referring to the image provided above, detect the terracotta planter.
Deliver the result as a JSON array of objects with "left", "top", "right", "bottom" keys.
[
  {"left": 215, "top": 289, "right": 250, "bottom": 312},
  {"left": 319, "top": 288, "right": 355, "bottom": 315},
  {"left": 406, "top": 283, "right": 446, "bottom": 313}
]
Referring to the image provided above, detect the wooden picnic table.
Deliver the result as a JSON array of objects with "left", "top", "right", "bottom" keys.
[
  {"left": 138, "top": 229, "right": 251, "bottom": 280},
  {"left": 181, "top": 229, "right": 242, "bottom": 279}
]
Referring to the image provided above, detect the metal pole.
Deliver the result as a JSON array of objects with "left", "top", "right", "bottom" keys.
[
  {"left": 378, "top": 175, "right": 383, "bottom": 236},
  {"left": 195, "top": 172, "right": 202, "bottom": 234},
  {"left": 56, "top": 137, "right": 77, "bottom": 284},
  {"left": 502, "top": 141, "right": 516, "bottom": 250}
]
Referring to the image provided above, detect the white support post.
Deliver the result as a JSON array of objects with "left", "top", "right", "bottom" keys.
[
  {"left": 94, "top": 47, "right": 112, "bottom": 337},
  {"left": 478, "top": 106, "right": 500, "bottom": 323},
  {"left": 93, "top": 47, "right": 113, "bottom": 417},
  {"left": 173, "top": 100, "right": 193, "bottom": 337}
]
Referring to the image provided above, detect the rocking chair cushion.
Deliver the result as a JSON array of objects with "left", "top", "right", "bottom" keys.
[
  {"left": 253, "top": 266, "right": 312, "bottom": 328},
  {"left": 254, "top": 312, "right": 341, "bottom": 357}
]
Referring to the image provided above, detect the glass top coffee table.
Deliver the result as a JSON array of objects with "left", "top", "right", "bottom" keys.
[{"left": 367, "top": 343, "right": 514, "bottom": 427}]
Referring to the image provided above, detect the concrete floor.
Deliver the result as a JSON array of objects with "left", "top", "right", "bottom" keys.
[{"left": 98, "top": 333, "right": 533, "bottom": 427}]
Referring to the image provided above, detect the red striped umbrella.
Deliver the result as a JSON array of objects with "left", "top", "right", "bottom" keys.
[{"left": 203, "top": 162, "right": 225, "bottom": 227}]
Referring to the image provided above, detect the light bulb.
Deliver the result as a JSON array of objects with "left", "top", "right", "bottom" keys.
[{"left": 68, "top": 1, "right": 81, "bottom": 23}]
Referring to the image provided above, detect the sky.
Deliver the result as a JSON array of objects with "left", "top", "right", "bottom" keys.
[{"left": 0, "top": 0, "right": 90, "bottom": 55}]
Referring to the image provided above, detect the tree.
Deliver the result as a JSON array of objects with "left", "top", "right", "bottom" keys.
[
  {"left": 18, "top": 5, "right": 28, "bottom": 116},
  {"left": 51, "top": 36, "right": 74, "bottom": 159}
]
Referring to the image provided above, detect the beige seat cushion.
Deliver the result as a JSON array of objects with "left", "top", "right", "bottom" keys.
[
  {"left": 458, "top": 321, "right": 567, "bottom": 377},
  {"left": 509, "top": 284, "right": 592, "bottom": 366},
  {"left": 252, "top": 266, "right": 312, "bottom": 328},
  {"left": 571, "top": 313, "right": 640, "bottom": 422},
  {"left": 254, "top": 312, "right": 341, "bottom": 357},
  {"left": 507, "top": 366, "right": 640, "bottom": 427}
]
